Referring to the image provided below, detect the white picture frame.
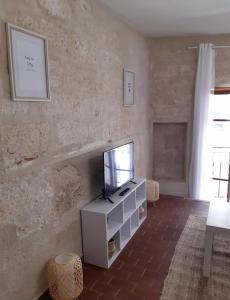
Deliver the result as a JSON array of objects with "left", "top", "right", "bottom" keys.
[
  {"left": 6, "top": 23, "right": 50, "bottom": 101},
  {"left": 123, "top": 70, "right": 135, "bottom": 106}
]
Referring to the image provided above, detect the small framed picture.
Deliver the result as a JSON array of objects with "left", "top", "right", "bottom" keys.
[
  {"left": 123, "top": 70, "right": 135, "bottom": 106},
  {"left": 6, "top": 23, "right": 50, "bottom": 101}
]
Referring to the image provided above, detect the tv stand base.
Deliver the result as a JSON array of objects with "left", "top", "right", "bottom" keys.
[
  {"left": 119, "top": 187, "right": 130, "bottom": 196},
  {"left": 131, "top": 180, "right": 137, "bottom": 184},
  {"left": 106, "top": 197, "right": 114, "bottom": 204}
]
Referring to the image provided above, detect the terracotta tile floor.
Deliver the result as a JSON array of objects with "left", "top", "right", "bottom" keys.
[{"left": 40, "top": 195, "right": 209, "bottom": 300}]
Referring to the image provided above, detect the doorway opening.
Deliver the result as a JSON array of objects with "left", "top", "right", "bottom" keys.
[{"left": 210, "top": 90, "right": 230, "bottom": 202}]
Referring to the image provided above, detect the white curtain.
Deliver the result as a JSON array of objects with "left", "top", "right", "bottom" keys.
[{"left": 189, "top": 43, "right": 215, "bottom": 200}]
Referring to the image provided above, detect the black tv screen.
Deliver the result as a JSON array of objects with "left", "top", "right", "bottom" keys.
[{"left": 103, "top": 142, "right": 134, "bottom": 198}]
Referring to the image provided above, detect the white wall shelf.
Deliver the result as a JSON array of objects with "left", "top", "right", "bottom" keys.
[{"left": 81, "top": 178, "right": 147, "bottom": 269}]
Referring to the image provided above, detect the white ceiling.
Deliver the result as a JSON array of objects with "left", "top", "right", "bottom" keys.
[{"left": 97, "top": 0, "right": 230, "bottom": 37}]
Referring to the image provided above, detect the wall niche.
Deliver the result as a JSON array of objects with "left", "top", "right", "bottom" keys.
[{"left": 153, "top": 122, "right": 187, "bottom": 181}]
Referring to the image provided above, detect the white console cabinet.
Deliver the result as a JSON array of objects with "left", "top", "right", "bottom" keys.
[{"left": 81, "top": 178, "right": 147, "bottom": 269}]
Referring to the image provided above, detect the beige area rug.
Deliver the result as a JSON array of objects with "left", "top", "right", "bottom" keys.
[{"left": 160, "top": 215, "right": 230, "bottom": 300}]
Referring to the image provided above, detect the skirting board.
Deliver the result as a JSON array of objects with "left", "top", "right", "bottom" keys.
[{"left": 158, "top": 180, "right": 188, "bottom": 197}]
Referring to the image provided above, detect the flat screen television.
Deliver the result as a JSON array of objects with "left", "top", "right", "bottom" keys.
[{"left": 103, "top": 142, "right": 134, "bottom": 199}]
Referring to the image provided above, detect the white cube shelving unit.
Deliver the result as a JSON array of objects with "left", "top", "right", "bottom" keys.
[{"left": 81, "top": 178, "right": 147, "bottom": 269}]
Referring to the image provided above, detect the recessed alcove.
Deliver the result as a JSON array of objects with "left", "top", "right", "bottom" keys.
[{"left": 153, "top": 122, "right": 187, "bottom": 181}]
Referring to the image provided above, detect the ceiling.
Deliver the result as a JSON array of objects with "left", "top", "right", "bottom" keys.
[{"left": 97, "top": 0, "right": 230, "bottom": 37}]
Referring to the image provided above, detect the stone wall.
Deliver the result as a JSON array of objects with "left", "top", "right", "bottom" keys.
[
  {"left": 150, "top": 35, "right": 230, "bottom": 196},
  {"left": 0, "top": 1, "right": 151, "bottom": 299},
  {"left": 153, "top": 122, "right": 187, "bottom": 181}
]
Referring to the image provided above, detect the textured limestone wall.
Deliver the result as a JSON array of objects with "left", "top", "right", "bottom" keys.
[
  {"left": 153, "top": 122, "right": 187, "bottom": 181},
  {"left": 0, "top": 1, "right": 151, "bottom": 299},
  {"left": 150, "top": 35, "right": 230, "bottom": 196}
]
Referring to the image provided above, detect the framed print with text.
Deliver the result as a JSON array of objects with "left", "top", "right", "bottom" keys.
[
  {"left": 123, "top": 70, "right": 135, "bottom": 106},
  {"left": 6, "top": 23, "right": 50, "bottom": 101}
]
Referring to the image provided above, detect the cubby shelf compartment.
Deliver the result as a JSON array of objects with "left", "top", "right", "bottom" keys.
[
  {"left": 123, "top": 191, "right": 136, "bottom": 221},
  {"left": 139, "top": 200, "right": 147, "bottom": 224},
  {"left": 81, "top": 178, "right": 146, "bottom": 269},
  {"left": 136, "top": 182, "right": 146, "bottom": 206},
  {"left": 107, "top": 203, "right": 123, "bottom": 240},
  {"left": 108, "top": 231, "right": 121, "bottom": 267},
  {"left": 131, "top": 210, "right": 139, "bottom": 235},
  {"left": 120, "top": 219, "right": 131, "bottom": 249}
]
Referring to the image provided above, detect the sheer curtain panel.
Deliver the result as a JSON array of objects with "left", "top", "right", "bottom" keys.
[{"left": 189, "top": 43, "right": 215, "bottom": 200}]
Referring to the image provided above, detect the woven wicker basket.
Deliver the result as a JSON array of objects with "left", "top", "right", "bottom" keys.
[{"left": 47, "top": 253, "right": 83, "bottom": 300}]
